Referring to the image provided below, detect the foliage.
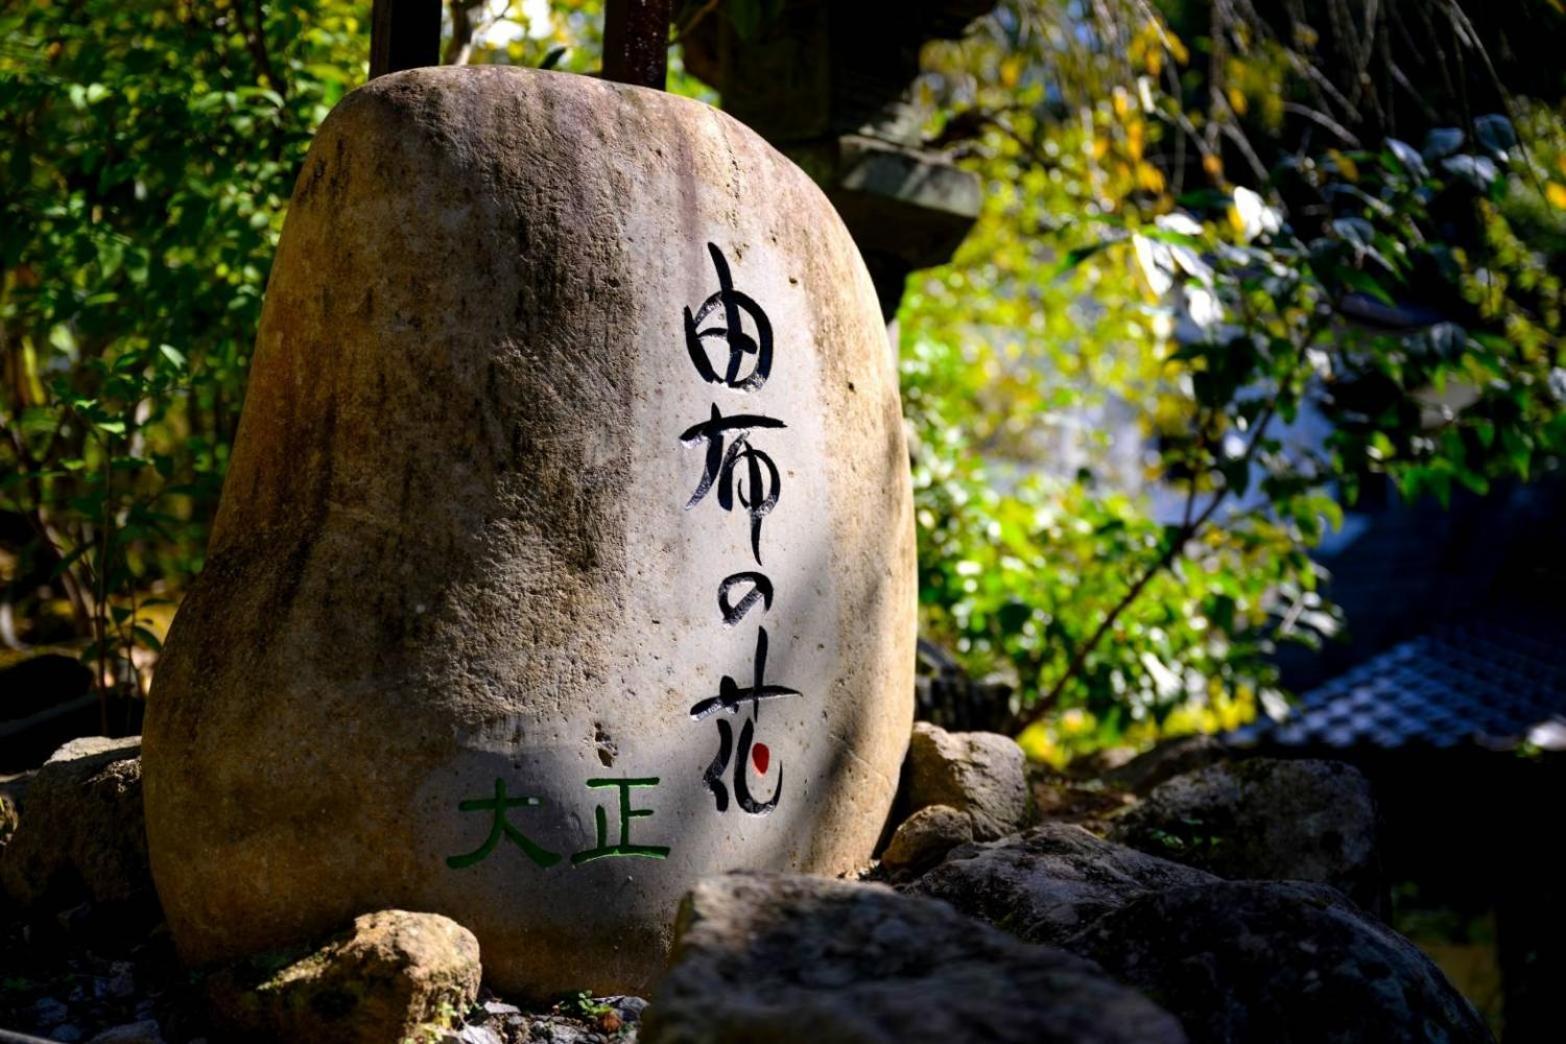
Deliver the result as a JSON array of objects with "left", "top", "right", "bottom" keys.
[
  {"left": 0, "top": 1, "right": 632, "bottom": 721},
  {"left": 906, "top": 0, "right": 1566, "bottom": 760},
  {"left": 3, "top": 0, "right": 1563, "bottom": 765},
  {"left": 0, "top": 0, "right": 367, "bottom": 720}
]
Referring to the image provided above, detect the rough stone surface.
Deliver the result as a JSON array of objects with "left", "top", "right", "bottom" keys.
[
  {"left": 902, "top": 722, "right": 1029, "bottom": 841},
  {"left": 0, "top": 737, "right": 151, "bottom": 911},
  {"left": 907, "top": 823, "right": 1216, "bottom": 945},
  {"left": 1097, "top": 734, "right": 1228, "bottom": 795},
  {"left": 87, "top": 1021, "right": 165, "bottom": 1044},
  {"left": 0, "top": 785, "right": 19, "bottom": 847},
  {"left": 641, "top": 871, "right": 1187, "bottom": 1044},
  {"left": 879, "top": 804, "right": 972, "bottom": 875},
  {"left": 1110, "top": 758, "right": 1384, "bottom": 912},
  {"left": 205, "top": 909, "right": 481, "bottom": 1044},
  {"left": 143, "top": 65, "right": 916, "bottom": 996},
  {"left": 1065, "top": 881, "right": 1493, "bottom": 1043}
]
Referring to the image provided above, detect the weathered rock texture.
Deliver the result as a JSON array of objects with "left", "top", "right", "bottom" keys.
[
  {"left": 879, "top": 803, "right": 972, "bottom": 876},
  {"left": 1110, "top": 758, "right": 1384, "bottom": 913},
  {"left": 143, "top": 66, "right": 916, "bottom": 995},
  {"left": 902, "top": 722, "right": 1029, "bottom": 841},
  {"left": 0, "top": 737, "right": 151, "bottom": 912},
  {"left": 907, "top": 823, "right": 1216, "bottom": 945},
  {"left": 641, "top": 872, "right": 1187, "bottom": 1044},
  {"left": 1065, "top": 881, "right": 1493, "bottom": 1043},
  {"left": 206, "top": 909, "right": 481, "bottom": 1044},
  {"left": 1096, "top": 734, "right": 1228, "bottom": 795}
]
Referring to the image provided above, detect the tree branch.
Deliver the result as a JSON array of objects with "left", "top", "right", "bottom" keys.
[{"left": 1009, "top": 301, "right": 1334, "bottom": 735}]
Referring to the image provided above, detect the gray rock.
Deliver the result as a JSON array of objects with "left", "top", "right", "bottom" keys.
[
  {"left": 0, "top": 737, "right": 151, "bottom": 912},
  {"left": 642, "top": 871, "right": 1186, "bottom": 1043},
  {"left": 104, "top": 962, "right": 136, "bottom": 999},
  {"left": 143, "top": 63, "right": 917, "bottom": 999},
  {"left": 1097, "top": 735, "right": 1228, "bottom": 795},
  {"left": 34, "top": 996, "right": 70, "bottom": 1027},
  {"left": 448, "top": 1025, "right": 504, "bottom": 1044},
  {"left": 87, "top": 1021, "right": 166, "bottom": 1044},
  {"left": 1065, "top": 880, "right": 1493, "bottom": 1043},
  {"left": 908, "top": 822, "right": 1216, "bottom": 944},
  {"left": 903, "top": 722, "right": 1029, "bottom": 840},
  {"left": 205, "top": 909, "right": 481, "bottom": 1044},
  {"left": 879, "top": 804, "right": 972, "bottom": 875},
  {"left": 1110, "top": 758, "right": 1384, "bottom": 912},
  {"left": 601, "top": 995, "right": 648, "bottom": 1022},
  {"left": 527, "top": 1020, "right": 599, "bottom": 1043}
]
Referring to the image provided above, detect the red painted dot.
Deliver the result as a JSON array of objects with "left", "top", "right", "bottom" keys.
[{"left": 751, "top": 742, "right": 770, "bottom": 775}]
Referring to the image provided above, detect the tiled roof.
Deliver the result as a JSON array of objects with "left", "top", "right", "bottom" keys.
[{"left": 1229, "top": 619, "right": 1566, "bottom": 752}]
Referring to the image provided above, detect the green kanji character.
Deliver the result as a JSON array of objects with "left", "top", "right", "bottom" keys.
[
  {"left": 447, "top": 777, "right": 562, "bottom": 869},
  {"left": 571, "top": 777, "right": 671, "bottom": 864}
]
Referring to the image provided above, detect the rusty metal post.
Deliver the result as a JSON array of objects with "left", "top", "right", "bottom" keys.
[
  {"left": 602, "top": 0, "right": 672, "bottom": 89},
  {"left": 370, "top": 0, "right": 442, "bottom": 79}
]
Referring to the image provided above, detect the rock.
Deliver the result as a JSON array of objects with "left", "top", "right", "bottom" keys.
[
  {"left": 641, "top": 871, "right": 1186, "bottom": 1043},
  {"left": 526, "top": 1019, "right": 597, "bottom": 1043},
  {"left": 143, "top": 63, "right": 916, "bottom": 997},
  {"left": 87, "top": 1021, "right": 166, "bottom": 1044},
  {"left": 447, "top": 1026, "right": 504, "bottom": 1044},
  {"left": 0, "top": 737, "right": 151, "bottom": 912},
  {"left": 1109, "top": 758, "right": 1384, "bottom": 912},
  {"left": 1097, "top": 734, "right": 1228, "bottom": 795},
  {"left": 104, "top": 962, "right": 136, "bottom": 999},
  {"left": 907, "top": 823, "right": 1217, "bottom": 945},
  {"left": 903, "top": 722, "right": 1029, "bottom": 841},
  {"left": 205, "top": 909, "right": 481, "bottom": 1044},
  {"left": 1065, "top": 880, "right": 1493, "bottom": 1043},
  {"left": 879, "top": 804, "right": 972, "bottom": 875},
  {"left": 34, "top": 996, "right": 70, "bottom": 1027},
  {"left": 601, "top": 995, "right": 648, "bottom": 1023},
  {"left": 1, "top": 785, "right": 19, "bottom": 845}
]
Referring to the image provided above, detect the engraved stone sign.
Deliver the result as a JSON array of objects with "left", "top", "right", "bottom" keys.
[{"left": 142, "top": 66, "right": 916, "bottom": 995}]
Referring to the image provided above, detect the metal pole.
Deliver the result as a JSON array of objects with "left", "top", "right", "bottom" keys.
[
  {"left": 602, "top": 0, "right": 672, "bottom": 90},
  {"left": 370, "top": 0, "right": 443, "bottom": 79}
]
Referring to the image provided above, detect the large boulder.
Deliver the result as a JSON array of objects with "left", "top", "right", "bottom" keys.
[
  {"left": 907, "top": 823, "right": 1216, "bottom": 945},
  {"left": 641, "top": 872, "right": 1186, "bottom": 1043},
  {"left": 0, "top": 736, "right": 152, "bottom": 912},
  {"left": 1110, "top": 758, "right": 1384, "bottom": 913},
  {"left": 1064, "top": 881, "right": 1493, "bottom": 1043},
  {"left": 205, "top": 909, "right": 481, "bottom": 1044},
  {"left": 901, "top": 722, "right": 1030, "bottom": 841},
  {"left": 142, "top": 66, "right": 917, "bottom": 996}
]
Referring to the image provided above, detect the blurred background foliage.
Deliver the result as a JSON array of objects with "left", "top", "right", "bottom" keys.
[
  {"left": 1, "top": 0, "right": 1563, "bottom": 760},
  {"left": 904, "top": 0, "right": 1566, "bottom": 762}
]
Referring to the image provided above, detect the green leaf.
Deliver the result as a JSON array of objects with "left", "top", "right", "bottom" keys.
[
  {"left": 1332, "top": 264, "right": 1395, "bottom": 306},
  {"left": 1052, "top": 241, "right": 1111, "bottom": 278}
]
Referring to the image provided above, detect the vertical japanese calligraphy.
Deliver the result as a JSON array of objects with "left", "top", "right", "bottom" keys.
[{"left": 680, "top": 243, "right": 800, "bottom": 816}]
